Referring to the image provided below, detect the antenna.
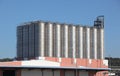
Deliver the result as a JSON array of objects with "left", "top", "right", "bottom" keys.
[{"left": 94, "top": 15, "right": 104, "bottom": 28}]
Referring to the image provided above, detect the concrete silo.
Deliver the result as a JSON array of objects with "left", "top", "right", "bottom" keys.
[
  {"left": 53, "top": 23, "right": 61, "bottom": 57},
  {"left": 17, "top": 16, "right": 104, "bottom": 60},
  {"left": 60, "top": 24, "right": 68, "bottom": 58}
]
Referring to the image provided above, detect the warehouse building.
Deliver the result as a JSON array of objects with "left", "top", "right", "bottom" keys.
[{"left": 0, "top": 16, "right": 110, "bottom": 76}]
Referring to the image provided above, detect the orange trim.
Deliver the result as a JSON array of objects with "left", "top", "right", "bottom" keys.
[
  {"left": 45, "top": 57, "right": 59, "bottom": 62},
  {"left": 0, "top": 61, "right": 21, "bottom": 66},
  {"left": 60, "top": 58, "right": 76, "bottom": 67}
]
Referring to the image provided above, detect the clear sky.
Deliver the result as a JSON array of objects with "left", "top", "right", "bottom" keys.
[{"left": 0, "top": 0, "right": 120, "bottom": 58}]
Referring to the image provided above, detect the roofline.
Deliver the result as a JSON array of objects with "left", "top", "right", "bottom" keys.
[{"left": 0, "top": 66, "right": 110, "bottom": 71}]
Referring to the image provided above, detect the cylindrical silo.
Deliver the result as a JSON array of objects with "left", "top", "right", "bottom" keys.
[
  {"left": 65, "top": 25, "right": 68, "bottom": 58},
  {"left": 22, "top": 26, "right": 26, "bottom": 58},
  {"left": 72, "top": 26, "right": 76, "bottom": 58},
  {"left": 17, "top": 26, "right": 23, "bottom": 58},
  {"left": 97, "top": 29, "right": 101, "bottom": 59},
  {"left": 90, "top": 28, "right": 93, "bottom": 59},
  {"left": 61, "top": 24, "right": 68, "bottom": 58},
  {"left": 52, "top": 23, "right": 61, "bottom": 57},
  {"left": 86, "top": 27, "right": 90, "bottom": 59},
  {"left": 75, "top": 26, "right": 79, "bottom": 58},
  {"left": 56, "top": 24, "right": 61, "bottom": 57},
  {"left": 44, "top": 22, "right": 53, "bottom": 57},
  {"left": 38, "top": 22, "right": 45, "bottom": 57},
  {"left": 97, "top": 28, "right": 104, "bottom": 59},
  {"left": 44, "top": 23, "right": 48, "bottom": 57},
  {"left": 83, "top": 27, "right": 87, "bottom": 58},
  {"left": 100, "top": 28, "right": 104, "bottom": 59},
  {"left": 34, "top": 23, "right": 39, "bottom": 57},
  {"left": 48, "top": 23, "right": 53, "bottom": 57},
  {"left": 68, "top": 25, "right": 75, "bottom": 58},
  {"left": 93, "top": 28, "right": 97, "bottom": 59},
  {"left": 28, "top": 23, "right": 35, "bottom": 58},
  {"left": 80, "top": 27, "right": 83, "bottom": 58},
  {"left": 52, "top": 24, "right": 56, "bottom": 57},
  {"left": 60, "top": 25, "right": 63, "bottom": 57}
]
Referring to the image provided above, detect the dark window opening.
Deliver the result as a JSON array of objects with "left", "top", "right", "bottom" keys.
[{"left": 3, "top": 70, "right": 15, "bottom": 76}]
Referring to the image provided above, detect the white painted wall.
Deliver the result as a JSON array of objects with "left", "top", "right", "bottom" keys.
[
  {"left": 103, "top": 60, "right": 108, "bottom": 66},
  {"left": 22, "top": 60, "right": 60, "bottom": 67}
]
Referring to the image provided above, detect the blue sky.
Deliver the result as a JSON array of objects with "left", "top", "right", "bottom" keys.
[{"left": 0, "top": 0, "right": 120, "bottom": 58}]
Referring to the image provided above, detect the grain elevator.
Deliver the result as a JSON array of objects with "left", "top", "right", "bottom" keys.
[
  {"left": 0, "top": 16, "right": 109, "bottom": 76},
  {"left": 17, "top": 16, "right": 104, "bottom": 60}
]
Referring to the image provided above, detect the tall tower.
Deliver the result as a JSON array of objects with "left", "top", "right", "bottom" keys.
[{"left": 94, "top": 16, "right": 104, "bottom": 59}]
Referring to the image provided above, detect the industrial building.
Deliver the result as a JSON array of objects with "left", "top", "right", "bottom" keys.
[
  {"left": 17, "top": 16, "right": 104, "bottom": 60},
  {"left": 0, "top": 16, "right": 110, "bottom": 76}
]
